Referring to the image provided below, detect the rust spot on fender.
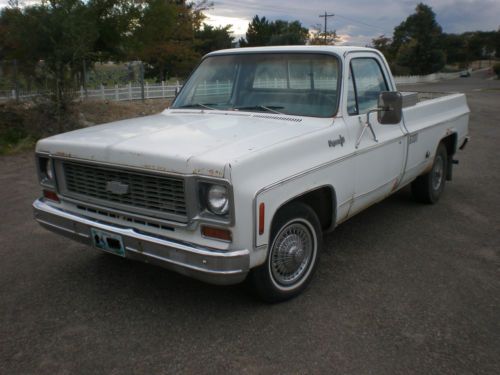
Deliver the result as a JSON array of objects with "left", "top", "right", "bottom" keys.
[
  {"left": 391, "top": 179, "right": 399, "bottom": 192},
  {"left": 142, "top": 164, "right": 174, "bottom": 173},
  {"left": 55, "top": 151, "right": 73, "bottom": 158},
  {"left": 192, "top": 168, "right": 224, "bottom": 177}
]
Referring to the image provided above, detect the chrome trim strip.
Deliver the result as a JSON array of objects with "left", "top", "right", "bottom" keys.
[
  {"left": 36, "top": 218, "right": 90, "bottom": 238},
  {"left": 252, "top": 109, "right": 469, "bottom": 247},
  {"left": 34, "top": 199, "right": 245, "bottom": 257},
  {"left": 125, "top": 247, "right": 243, "bottom": 275},
  {"left": 60, "top": 196, "right": 191, "bottom": 229},
  {"left": 33, "top": 199, "right": 249, "bottom": 284}
]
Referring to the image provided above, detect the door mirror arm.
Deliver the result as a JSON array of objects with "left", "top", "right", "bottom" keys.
[{"left": 355, "top": 109, "right": 380, "bottom": 149}]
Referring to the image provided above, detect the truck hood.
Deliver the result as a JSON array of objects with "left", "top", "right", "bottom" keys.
[{"left": 36, "top": 109, "right": 331, "bottom": 178}]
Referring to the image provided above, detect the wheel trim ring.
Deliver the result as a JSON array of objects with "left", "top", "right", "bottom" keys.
[
  {"left": 432, "top": 154, "right": 444, "bottom": 191},
  {"left": 267, "top": 218, "right": 318, "bottom": 292}
]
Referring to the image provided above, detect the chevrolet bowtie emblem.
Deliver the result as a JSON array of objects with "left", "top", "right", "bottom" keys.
[{"left": 106, "top": 181, "right": 129, "bottom": 195}]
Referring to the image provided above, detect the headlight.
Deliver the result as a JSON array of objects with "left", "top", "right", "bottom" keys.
[
  {"left": 206, "top": 184, "right": 229, "bottom": 215},
  {"left": 38, "top": 156, "right": 55, "bottom": 186},
  {"left": 45, "top": 159, "right": 54, "bottom": 180}
]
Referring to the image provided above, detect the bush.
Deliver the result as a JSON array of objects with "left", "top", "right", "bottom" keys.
[
  {"left": 0, "top": 99, "right": 81, "bottom": 154},
  {"left": 493, "top": 63, "right": 500, "bottom": 78}
]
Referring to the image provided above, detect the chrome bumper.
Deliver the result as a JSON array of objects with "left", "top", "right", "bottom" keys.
[{"left": 33, "top": 199, "right": 249, "bottom": 285}]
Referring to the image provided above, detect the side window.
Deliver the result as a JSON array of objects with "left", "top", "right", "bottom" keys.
[
  {"left": 348, "top": 58, "right": 388, "bottom": 115},
  {"left": 347, "top": 67, "right": 357, "bottom": 115}
]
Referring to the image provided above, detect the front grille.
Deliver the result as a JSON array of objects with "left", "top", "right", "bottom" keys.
[{"left": 62, "top": 162, "right": 187, "bottom": 221}]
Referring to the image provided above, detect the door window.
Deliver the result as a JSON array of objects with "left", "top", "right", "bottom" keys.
[{"left": 347, "top": 58, "right": 388, "bottom": 115}]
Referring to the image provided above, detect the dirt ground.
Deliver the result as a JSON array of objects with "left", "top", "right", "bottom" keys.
[{"left": 0, "top": 71, "right": 499, "bottom": 374}]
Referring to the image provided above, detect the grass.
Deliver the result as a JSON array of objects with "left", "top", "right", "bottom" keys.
[{"left": 0, "top": 98, "right": 171, "bottom": 155}]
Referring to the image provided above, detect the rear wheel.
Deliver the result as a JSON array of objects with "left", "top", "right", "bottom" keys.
[
  {"left": 411, "top": 143, "right": 448, "bottom": 204},
  {"left": 249, "top": 202, "right": 322, "bottom": 303}
]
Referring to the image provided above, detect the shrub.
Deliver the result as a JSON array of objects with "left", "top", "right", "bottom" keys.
[
  {"left": 0, "top": 99, "right": 80, "bottom": 154},
  {"left": 493, "top": 63, "right": 500, "bottom": 78}
]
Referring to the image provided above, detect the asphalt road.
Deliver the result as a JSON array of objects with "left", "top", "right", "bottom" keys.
[{"left": 1, "top": 70, "right": 499, "bottom": 374}]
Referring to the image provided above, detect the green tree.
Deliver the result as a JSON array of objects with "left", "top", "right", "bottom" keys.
[
  {"left": 195, "top": 24, "right": 234, "bottom": 56},
  {"left": 0, "top": 0, "right": 100, "bottom": 102},
  {"left": 239, "top": 16, "right": 272, "bottom": 47},
  {"left": 371, "top": 35, "right": 393, "bottom": 60},
  {"left": 392, "top": 3, "right": 445, "bottom": 74},
  {"left": 129, "top": 0, "right": 208, "bottom": 80},
  {"left": 240, "top": 16, "right": 309, "bottom": 47}
]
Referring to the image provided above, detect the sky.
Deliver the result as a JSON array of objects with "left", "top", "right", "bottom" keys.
[
  {"left": 0, "top": 0, "right": 498, "bottom": 46},
  {"left": 203, "top": 0, "right": 500, "bottom": 45}
]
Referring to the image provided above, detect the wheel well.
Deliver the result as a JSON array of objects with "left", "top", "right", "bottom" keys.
[
  {"left": 440, "top": 133, "right": 458, "bottom": 181},
  {"left": 275, "top": 186, "right": 336, "bottom": 232},
  {"left": 441, "top": 133, "right": 457, "bottom": 157}
]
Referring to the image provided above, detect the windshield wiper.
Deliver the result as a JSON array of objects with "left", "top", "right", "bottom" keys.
[
  {"left": 177, "top": 103, "right": 217, "bottom": 110},
  {"left": 233, "top": 105, "right": 284, "bottom": 114}
]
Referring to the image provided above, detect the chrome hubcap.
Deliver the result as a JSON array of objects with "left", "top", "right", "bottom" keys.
[
  {"left": 271, "top": 222, "right": 313, "bottom": 286},
  {"left": 432, "top": 155, "right": 444, "bottom": 191}
]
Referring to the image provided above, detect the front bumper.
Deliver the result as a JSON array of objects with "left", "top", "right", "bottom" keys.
[{"left": 33, "top": 199, "right": 249, "bottom": 285}]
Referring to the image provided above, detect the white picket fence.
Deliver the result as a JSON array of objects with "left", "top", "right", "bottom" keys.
[
  {"left": 0, "top": 81, "right": 183, "bottom": 102},
  {"left": 0, "top": 71, "right": 465, "bottom": 102},
  {"left": 394, "top": 71, "right": 462, "bottom": 84}
]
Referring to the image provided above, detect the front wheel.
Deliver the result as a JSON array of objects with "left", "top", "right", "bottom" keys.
[
  {"left": 411, "top": 143, "right": 448, "bottom": 204},
  {"left": 249, "top": 202, "right": 322, "bottom": 303}
]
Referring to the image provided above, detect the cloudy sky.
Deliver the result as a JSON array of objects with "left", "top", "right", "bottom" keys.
[
  {"left": 0, "top": 0, "right": 498, "bottom": 46},
  {"left": 203, "top": 0, "right": 500, "bottom": 45}
]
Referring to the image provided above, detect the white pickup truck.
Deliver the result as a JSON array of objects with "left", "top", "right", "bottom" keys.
[{"left": 33, "top": 46, "right": 469, "bottom": 302}]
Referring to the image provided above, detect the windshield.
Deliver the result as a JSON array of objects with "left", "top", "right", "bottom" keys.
[{"left": 172, "top": 53, "right": 340, "bottom": 118}]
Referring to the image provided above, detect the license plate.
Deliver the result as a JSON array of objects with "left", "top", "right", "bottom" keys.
[{"left": 91, "top": 228, "right": 125, "bottom": 257}]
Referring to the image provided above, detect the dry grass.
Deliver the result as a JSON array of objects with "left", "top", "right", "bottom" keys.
[
  {"left": 0, "top": 98, "right": 171, "bottom": 154},
  {"left": 78, "top": 99, "right": 170, "bottom": 126}
]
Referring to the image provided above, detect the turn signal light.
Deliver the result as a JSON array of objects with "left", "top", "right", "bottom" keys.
[
  {"left": 201, "top": 226, "right": 232, "bottom": 242},
  {"left": 259, "top": 203, "right": 265, "bottom": 235},
  {"left": 43, "top": 189, "right": 60, "bottom": 202}
]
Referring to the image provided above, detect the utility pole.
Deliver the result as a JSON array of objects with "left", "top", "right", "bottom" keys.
[{"left": 319, "top": 12, "right": 334, "bottom": 44}]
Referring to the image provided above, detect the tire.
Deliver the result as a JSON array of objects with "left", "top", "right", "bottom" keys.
[
  {"left": 249, "top": 202, "right": 322, "bottom": 303},
  {"left": 411, "top": 143, "right": 448, "bottom": 204}
]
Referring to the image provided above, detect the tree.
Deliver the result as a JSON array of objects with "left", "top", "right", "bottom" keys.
[
  {"left": 240, "top": 16, "right": 271, "bottom": 47},
  {"left": 195, "top": 24, "right": 234, "bottom": 56},
  {"left": 129, "top": 0, "right": 210, "bottom": 80},
  {"left": 308, "top": 24, "right": 340, "bottom": 45},
  {"left": 391, "top": 3, "right": 445, "bottom": 74},
  {"left": 371, "top": 35, "right": 393, "bottom": 60},
  {"left": 0, "top": 0, "right": 101, "bottom": 104},
  {"left": 268, "top": 20, "right": 309, "bottom": 45},
  {"left": 240, "top": 16, "right": 309, "bottom": 47}
]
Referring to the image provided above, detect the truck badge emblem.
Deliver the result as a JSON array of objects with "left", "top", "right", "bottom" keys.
[
  {"left": 328, "top": 135, "right": 345, "bottom": 148},
  {"left": 106, "top": 181, "right": 129, "bottom": 195}
]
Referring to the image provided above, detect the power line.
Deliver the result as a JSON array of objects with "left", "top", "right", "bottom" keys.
[
  {"left": 334, "top": 14, "right": 390, "bottom": 34},
  {"left": 319, "top": 12, "right": 335, "bottom": 43},
  {"left": 210, "top": 1, "right": 393, "bottom": 35}
]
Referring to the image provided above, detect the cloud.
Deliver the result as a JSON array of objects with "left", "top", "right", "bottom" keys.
[
  {"left": 205, "top": 0, "right": 499, "bottom": 45},
  {"left": 2, "top": 0, "right": 498, "bottom": 46}
]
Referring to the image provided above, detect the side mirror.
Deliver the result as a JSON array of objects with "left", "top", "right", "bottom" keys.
[{"left": 377, "top": 91, "right": 402, "bottom": 124}]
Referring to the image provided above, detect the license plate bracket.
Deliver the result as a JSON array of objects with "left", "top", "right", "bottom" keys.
[{"left": 91, "top": 228, "right": 125, "bottom": 257}]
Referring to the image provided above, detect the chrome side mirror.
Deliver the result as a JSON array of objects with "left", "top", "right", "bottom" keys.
[{"left": 378, "top": 91, "right": 403, "bottom": 124}]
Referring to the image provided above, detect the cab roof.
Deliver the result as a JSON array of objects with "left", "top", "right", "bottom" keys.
[{"left": 206, "top": 45, "right": 377, "bottom": 57}]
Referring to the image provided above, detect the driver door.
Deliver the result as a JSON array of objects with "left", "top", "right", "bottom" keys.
[{"left": 344, "top": 54, "right": 406, "bottom": 216}]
